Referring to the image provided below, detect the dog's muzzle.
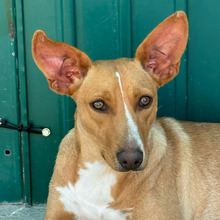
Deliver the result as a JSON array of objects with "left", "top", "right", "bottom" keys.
[{"left": 117, "top": 149, "right": 143, "bottom": 171}]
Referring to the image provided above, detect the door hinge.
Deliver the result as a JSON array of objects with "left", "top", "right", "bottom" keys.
[{"left": 0, "top": 117, "right": 51, "bottom": 137}]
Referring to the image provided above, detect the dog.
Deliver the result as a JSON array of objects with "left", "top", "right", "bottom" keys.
[{"left": 32, "top": 11, "right": 220, "bottom": 220}]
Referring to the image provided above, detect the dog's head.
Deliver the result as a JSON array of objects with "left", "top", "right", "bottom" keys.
[{"left": 32, "top": 11, "right": 188, "bottom": 172}]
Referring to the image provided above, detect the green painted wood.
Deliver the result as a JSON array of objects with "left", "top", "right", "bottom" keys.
[
  {"left": 0, "top": 0, "right": 23, "bottom": 203},
  {"left": 15, "top": 0, "right": 31, "bottom": 204},
  {"left": 187, "top": 1, "right": 220, "bottom": 122},
  {"left": 75, "top": 0, "right": 120, "bottom": 60},
  {"left": 118, "top": 0, "right": 132, "bottom": 58}
]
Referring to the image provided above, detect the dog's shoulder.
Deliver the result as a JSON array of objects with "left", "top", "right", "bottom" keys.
[
  {"left": 157, "top": 117, "right": 220, "bottom": 181},
  {"left": 156, "top": 117, "right": 220, "bottom": 217},
  {"left": 157, "top": 117, "right": 220, "bottom": 146},
  {"left": 155, "top": 117, "right": 220, "bottom": 168}
]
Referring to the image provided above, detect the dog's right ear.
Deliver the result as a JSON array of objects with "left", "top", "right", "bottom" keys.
[{"left": 32, "top": 30, "right": 92, "bottom": 96}]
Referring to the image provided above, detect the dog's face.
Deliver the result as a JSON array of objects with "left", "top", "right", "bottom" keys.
[
  {"left": 32, "top": 11, "right": 188, "bottom": 172},
  {"left": 75, "top": 59, "right": 158, "bottom": 171}
]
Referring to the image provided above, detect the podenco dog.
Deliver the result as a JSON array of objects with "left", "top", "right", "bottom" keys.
[{"left": 32, "top": 11, "right": 220, "bottom": 220}]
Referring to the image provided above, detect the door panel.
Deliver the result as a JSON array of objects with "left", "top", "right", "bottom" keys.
[
  {"left": 0, "top": 0, "right": 22, "bottom": 203},
  {"left": 188, "top": 1, "right": 220, "bottom": 122},
  {"left": 75, "top": 0, "right": 120, "bottom": 60}
]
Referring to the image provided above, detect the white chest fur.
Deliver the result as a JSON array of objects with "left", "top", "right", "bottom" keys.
[{"left": 56, "top": 161, "right": 129, "bottom": 220}]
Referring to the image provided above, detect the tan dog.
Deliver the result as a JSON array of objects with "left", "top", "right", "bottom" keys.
[{"left": 32, "top": 11, "right": 220, "bottom": 220}]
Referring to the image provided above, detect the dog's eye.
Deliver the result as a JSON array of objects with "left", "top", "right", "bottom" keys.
[
  {"left": 90, "top": 100, "right": 108, "bottom": 112},
  {"left": 139, "top": 96, "right": 152, "bottom": 109}
]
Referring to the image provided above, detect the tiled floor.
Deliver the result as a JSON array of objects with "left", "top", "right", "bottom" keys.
[{"left": 0, "top": 204, "right": 46, "bottom": 220}]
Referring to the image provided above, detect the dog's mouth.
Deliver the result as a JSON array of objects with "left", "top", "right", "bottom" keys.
[{"left": 116, "top": 163, "right": 145, "bottom": 172}]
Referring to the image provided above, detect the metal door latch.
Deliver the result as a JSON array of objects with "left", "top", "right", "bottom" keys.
[{"left": 0, "top": 117, "right": 51, "bottom": 137}]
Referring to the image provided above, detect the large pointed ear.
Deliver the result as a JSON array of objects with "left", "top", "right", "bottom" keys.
[
  {"left": 32, "top": 30, "right": 92, "bottom": 96},
  {"left": 136, "top": 11, "right": 188, "bottom": 87}
]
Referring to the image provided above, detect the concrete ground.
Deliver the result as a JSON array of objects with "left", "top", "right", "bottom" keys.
[{"left": 0, "top": 204, "right": 46, "bottom": 220}]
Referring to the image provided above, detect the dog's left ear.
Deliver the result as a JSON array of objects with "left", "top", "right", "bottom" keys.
[{"left": 136, "top": 11, "right": 188, "bottom": 87}]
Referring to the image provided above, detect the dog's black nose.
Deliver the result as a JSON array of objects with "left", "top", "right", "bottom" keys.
[{"left": 117, "top": 149, "right": 143, "bottom": 171}]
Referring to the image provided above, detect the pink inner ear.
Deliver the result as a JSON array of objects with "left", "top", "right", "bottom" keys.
[
  {"left": 39, "top": 52, "right": 82, "bottom": 92},
  {"left": 144, "top": 25, "right": 185, "bottom": 79},
  {"left": 145, "top": 48, "right": 174, "bottom": 78},
  {"left": 43, "top": 56, "right": 64, "bottom": 77}
]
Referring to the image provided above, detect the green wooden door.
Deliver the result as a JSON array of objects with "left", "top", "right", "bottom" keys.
[
  {"left": 0, "top": 0, "right": 220, "bottom": 204},
  {"left": 0, "top": 0, "right": 23, "bottom": 203},
  {"left": 0, "top": 0, "right": 76, "bottom": 204}
]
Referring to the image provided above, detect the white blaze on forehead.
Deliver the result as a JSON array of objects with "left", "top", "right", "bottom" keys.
[{"left": 115, "top": 72, "right": 145, "bottom": 155}]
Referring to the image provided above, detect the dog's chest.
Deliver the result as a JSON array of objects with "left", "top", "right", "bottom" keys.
[{"left": 56, "top": 161, "right": 128, "bottom": 220}]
